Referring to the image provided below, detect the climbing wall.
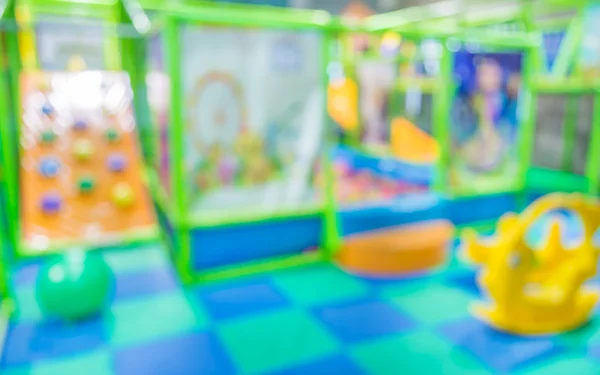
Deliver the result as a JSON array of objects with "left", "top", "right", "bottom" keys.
[{"left": 19, "top": 71, "right": 156, "bottom": 251}]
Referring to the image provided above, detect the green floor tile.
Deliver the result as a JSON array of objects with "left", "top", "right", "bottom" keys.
[
  {"left": 13, "top": 285, "right": 43, "bottom": 323},
  {"left": 432, "top": 254, "right": 474, "bottom": 277},
  {"left": 218, "top": 308, "right": 340, "bottom": 374},
  {"left": 271, "top": 265, "right": 369, "bottom": 306},
  {"left": 107, "top": 291, "right": 208, "bottom": 347},
  {"left": 2, "top": 367, "right": 31, "bottom": 375},
  {"left": 102, "top": 246, "right": 169, "bottom": 274},
  {"left": 386, "top": 283, "right": 473, "bottom": 325},
  {"left": 514, "top": 355, "right": 600, "bottom": 375},
  {"left": 558, "top": 319, "right": 600, "bottom": 348},
  {"left": 351, "top": 331, "right": 492, "bottom": 375},
  {"left": 31, "top": 349, "right": 114, "bottom": 375}
]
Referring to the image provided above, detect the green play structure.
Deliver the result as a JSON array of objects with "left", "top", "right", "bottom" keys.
[{"left": 0, "top": 0, "right": 598, "bottom": 287}]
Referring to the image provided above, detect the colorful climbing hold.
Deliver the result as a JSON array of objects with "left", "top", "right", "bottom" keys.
[
  {"left": 107, "top": 153, "right": 127, "bottom": 173},
  {"left": 105, "top": 128, "right": 120, "bottom": 142},
  {"left": 41, "top": 193, "right": 62, "bottom": 214},
  {"left": 73, "top": 139, "right": 94, "bottom": 161},
  {"left": 41, "top": 103, "right": 53, "bottom": 116},
  {"left": 111, "top": 183, "right": 134, "bottom": 208},
  {"left": 40, "top": 130, "right": 57, "bottom": 144},
  {"left": 38, "top": 157, "right": 61, "bottom": 178},
  {"left": 73, "top": 120, "right": 88, "bottom": 131},
  {"left": 78, "top": 176, "right": 95, "bottom": 194}
]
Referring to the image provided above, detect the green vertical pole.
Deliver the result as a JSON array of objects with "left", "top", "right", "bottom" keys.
[
  {"left": 551, "top": 10, "right": 583, "bottom": 78},
  {"left": 561, "top": 96, "right": 579, "bottom": 172},
  {"left": 0, "top": 36, "right": 10, "bottom": 297},
  {"left": 4, "top": 28, "right": 21, "bottom": 248},
  {"left": 517, "top": 45, "right": 539, "bottom": 205},
  {"left": 586, "top": 91, "right": 600, "bottom": 194},
  {"left": 321, "top": 29, "right": 341, "bottom": 257},
  {"left": 105, "top": 6, "right": 122, "bottom": 70},
  {"left": 432, "top": 38, "right": 452, "bottom": 194},
  {"left": 165, "top": 16, "right": 192, "bottom": 282}
]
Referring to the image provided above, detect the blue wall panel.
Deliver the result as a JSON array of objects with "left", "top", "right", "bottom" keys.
[
  {"left": 448, "top": 193, "right": 518, "bottom": 225},
  {"left": 339, "top": 193, "right": 445, "bottom": 236},
  {"left": 190, "top": 216, "right": 322, "bottom": 271}
]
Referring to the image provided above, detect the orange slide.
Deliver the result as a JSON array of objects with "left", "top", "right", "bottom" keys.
[{"left": 390, "top": 117, "right": 439, "bottom": 164}]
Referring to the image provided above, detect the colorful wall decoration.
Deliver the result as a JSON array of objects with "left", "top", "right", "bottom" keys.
[
  {"left": 449, "top": 50, "right": 523, "bottom": 195},
  {"left": 180, "top": 25, "right": 324, "bottom": 216}
]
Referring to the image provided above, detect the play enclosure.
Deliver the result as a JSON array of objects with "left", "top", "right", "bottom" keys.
[
  {"left": 142, "top": 0, "right": 600, "bottom": 282},
  {"left": 2, "top": 0, "right": 600, "bottom": 284},
  {"left": 145, "top": 5, "right": 336, "bottom": 281}
]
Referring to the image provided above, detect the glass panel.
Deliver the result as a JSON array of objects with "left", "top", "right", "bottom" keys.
[
  {"left": 36, "top": 16, "right": 107, "bottom": 70},
  {"left": 532, "top": 95, "right": 565, "bottom": 171},
  {"left": 180, "top": 25, "right": 323, "bottom": 216},
  {"left": 146, "top": 33, "right": 171, "bottom": 197},
  {"left": 449, "top": 50, "right": 523, "bottom": 195}
]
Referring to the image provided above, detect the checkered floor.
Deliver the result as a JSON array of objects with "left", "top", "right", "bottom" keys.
[{"left": 2, "top": 240, "right": 600, "bottom": 375}]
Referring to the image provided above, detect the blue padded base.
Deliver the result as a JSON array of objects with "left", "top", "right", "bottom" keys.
[{"left": 190, "top": 216, "right": 323, "bottom": 271}]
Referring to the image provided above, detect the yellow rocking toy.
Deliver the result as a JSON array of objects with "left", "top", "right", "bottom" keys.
[{"left": 462, "top": 193, "right": 600, "bottom": 336}]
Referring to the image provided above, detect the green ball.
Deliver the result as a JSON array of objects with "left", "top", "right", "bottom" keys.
[{"left": 36, "top": 250, "right": 113, "bottom": 321}]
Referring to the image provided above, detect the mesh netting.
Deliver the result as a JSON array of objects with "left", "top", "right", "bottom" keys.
[
  {"left": 532, "top": 94, "right": 566, "bottom": 170},
  {"left": 574, "top": 95, "right": 593, "bottom": 175}
]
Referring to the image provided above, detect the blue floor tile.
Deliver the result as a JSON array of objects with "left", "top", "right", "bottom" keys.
[
  {"left": 313, "top": 299, "right": 417, "bottom": 343},
  {"left": 2, "top": 317, "right": 107, "bottom": 367},
  {"left": 271, "top": 354, "right": 366, "bottom": 375},
  {"left": 114, "top": 331, "right": 236, "bottom": 375},
  {"left": 440, "top": 318, "right": 563, "bottom": 373},
  {"left": 196, "top": 278, "right": 290, "bottom": 320},
  {"left": 114, "top": 268, "right": 179, "bottom": 300},
  {"left": 588, "top": 343, "right": 600, "bottom": 360},
  {"left": 12, "top": 263, "right": 41, "bottom": 288},
  {"left": 446, "top": 271, "right": 481, "bottom": 296}
]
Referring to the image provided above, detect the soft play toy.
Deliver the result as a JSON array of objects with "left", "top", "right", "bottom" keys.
[
  {"left": 36, "top": 250, "right": 114, "bottom": 321},
  {"left": 462, "top": 193, "right": 600, "bottom": 335}
]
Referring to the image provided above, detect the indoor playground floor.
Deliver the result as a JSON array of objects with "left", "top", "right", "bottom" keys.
[{"left": 2, "top": 238, "right": 600, "bottom": 374}]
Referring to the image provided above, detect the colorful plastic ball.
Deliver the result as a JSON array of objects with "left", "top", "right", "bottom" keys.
[{"left": 36, "top": 250, "right": 114, "bottom": 321}]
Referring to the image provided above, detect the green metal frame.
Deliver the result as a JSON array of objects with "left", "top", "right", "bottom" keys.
[
  {"left": 134, "top": 0, "right": 600, "bottom": 284},
  {"left": 526, "top": 2, "right": 600, "bottom": 195},
  {"left": 0, "top": 0, "right": 597, "bottom": 283},
  {"left": 366, "top": 0, "right": 598, "bottom": 198},
  {"left": 140, "top": 1, "right": 339, "bottom": 283}
]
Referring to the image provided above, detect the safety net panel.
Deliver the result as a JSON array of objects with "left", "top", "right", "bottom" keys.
[
  {"left": 179, "top": 25, "right": 324, "bottom": 216},
  {"left": 532, "top": 94, "right": 566, "bottom": 171}
]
